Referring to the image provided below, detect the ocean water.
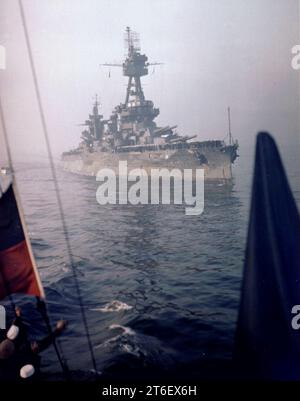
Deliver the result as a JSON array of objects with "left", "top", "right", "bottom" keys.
[{"left": 4, "top": 139, "right": 300, "bottom": 381}]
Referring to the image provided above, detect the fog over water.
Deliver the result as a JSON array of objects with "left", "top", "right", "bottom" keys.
[
  {"left": 0, "top": 0, "right": 299, "bottom": 172},
  {"left": 0, "top": 1, "right": 300, "bottom": 379}
]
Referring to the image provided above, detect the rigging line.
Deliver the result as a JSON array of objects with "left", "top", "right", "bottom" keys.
[
  {"left": 0, "top": 96, "right": 18, "bottom": 314},
  {"left": 18, "top": 0, "right": 98, "bottom": 374},
  {"left": 36, "top": 297, "right": 69, "bottom": 379},
  {"left": 0, "top": 96, "right": 67, "bottom": 375},
  {"left": 0, "top": 98, "right": 13, "bottom": 173}
]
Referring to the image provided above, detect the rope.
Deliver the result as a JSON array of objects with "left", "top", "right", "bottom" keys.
[
  {"left": 36, "top": 297, "right": 69, "bottom": 378},
  {"left": 0, "top": 97, "right": 19, "bottom": 314},
  {"left": 18, "top": 0, "right": 98, "bottom": 374}
]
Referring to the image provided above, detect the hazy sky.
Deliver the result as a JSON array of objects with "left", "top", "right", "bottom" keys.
[{"left": 0, "top": 0, "right": 299, "bottom": 163}]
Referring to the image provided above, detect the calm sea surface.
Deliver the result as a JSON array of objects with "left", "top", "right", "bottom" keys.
[{"left": 5, "top": 139, "right": 300, "bottom": 380}]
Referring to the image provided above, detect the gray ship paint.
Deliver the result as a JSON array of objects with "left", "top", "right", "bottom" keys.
[
  {"left": 61, "top": 27, "right": 238, "bottom": 179},
  {"left": 95, "top": 161, "right": 204, "bottom": 216}
]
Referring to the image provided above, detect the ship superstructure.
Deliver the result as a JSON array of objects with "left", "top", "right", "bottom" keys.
[{"left": 62, "top": 27, "right": 238, "bottom": 180}]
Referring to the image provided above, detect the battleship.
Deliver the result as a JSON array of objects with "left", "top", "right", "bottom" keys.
[{"left": 62, "top": 27, "right": 238, "bottom": 180}]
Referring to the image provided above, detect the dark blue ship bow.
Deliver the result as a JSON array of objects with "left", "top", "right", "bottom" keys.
[{"left": 234, "top": 132, "right": 300, "bottom": 380}]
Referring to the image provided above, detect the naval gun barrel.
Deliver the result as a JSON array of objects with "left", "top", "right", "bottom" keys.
[
  {"left": 169, "top": 135, "right": 197, "bottom": 143},
  {"left": 185, "top": 135, "right": 197, "bottom": 141},
  {"left": 154, "top": 125, "right": 177, "bottom": 135}
]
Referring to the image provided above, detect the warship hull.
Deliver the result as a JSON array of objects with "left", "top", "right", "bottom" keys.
[
  {"left": 62, "top": 143, "right": 236, "bottom": 180},
  {"left": 63, "top": 28, "right": 239, "bottom": 178}
]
